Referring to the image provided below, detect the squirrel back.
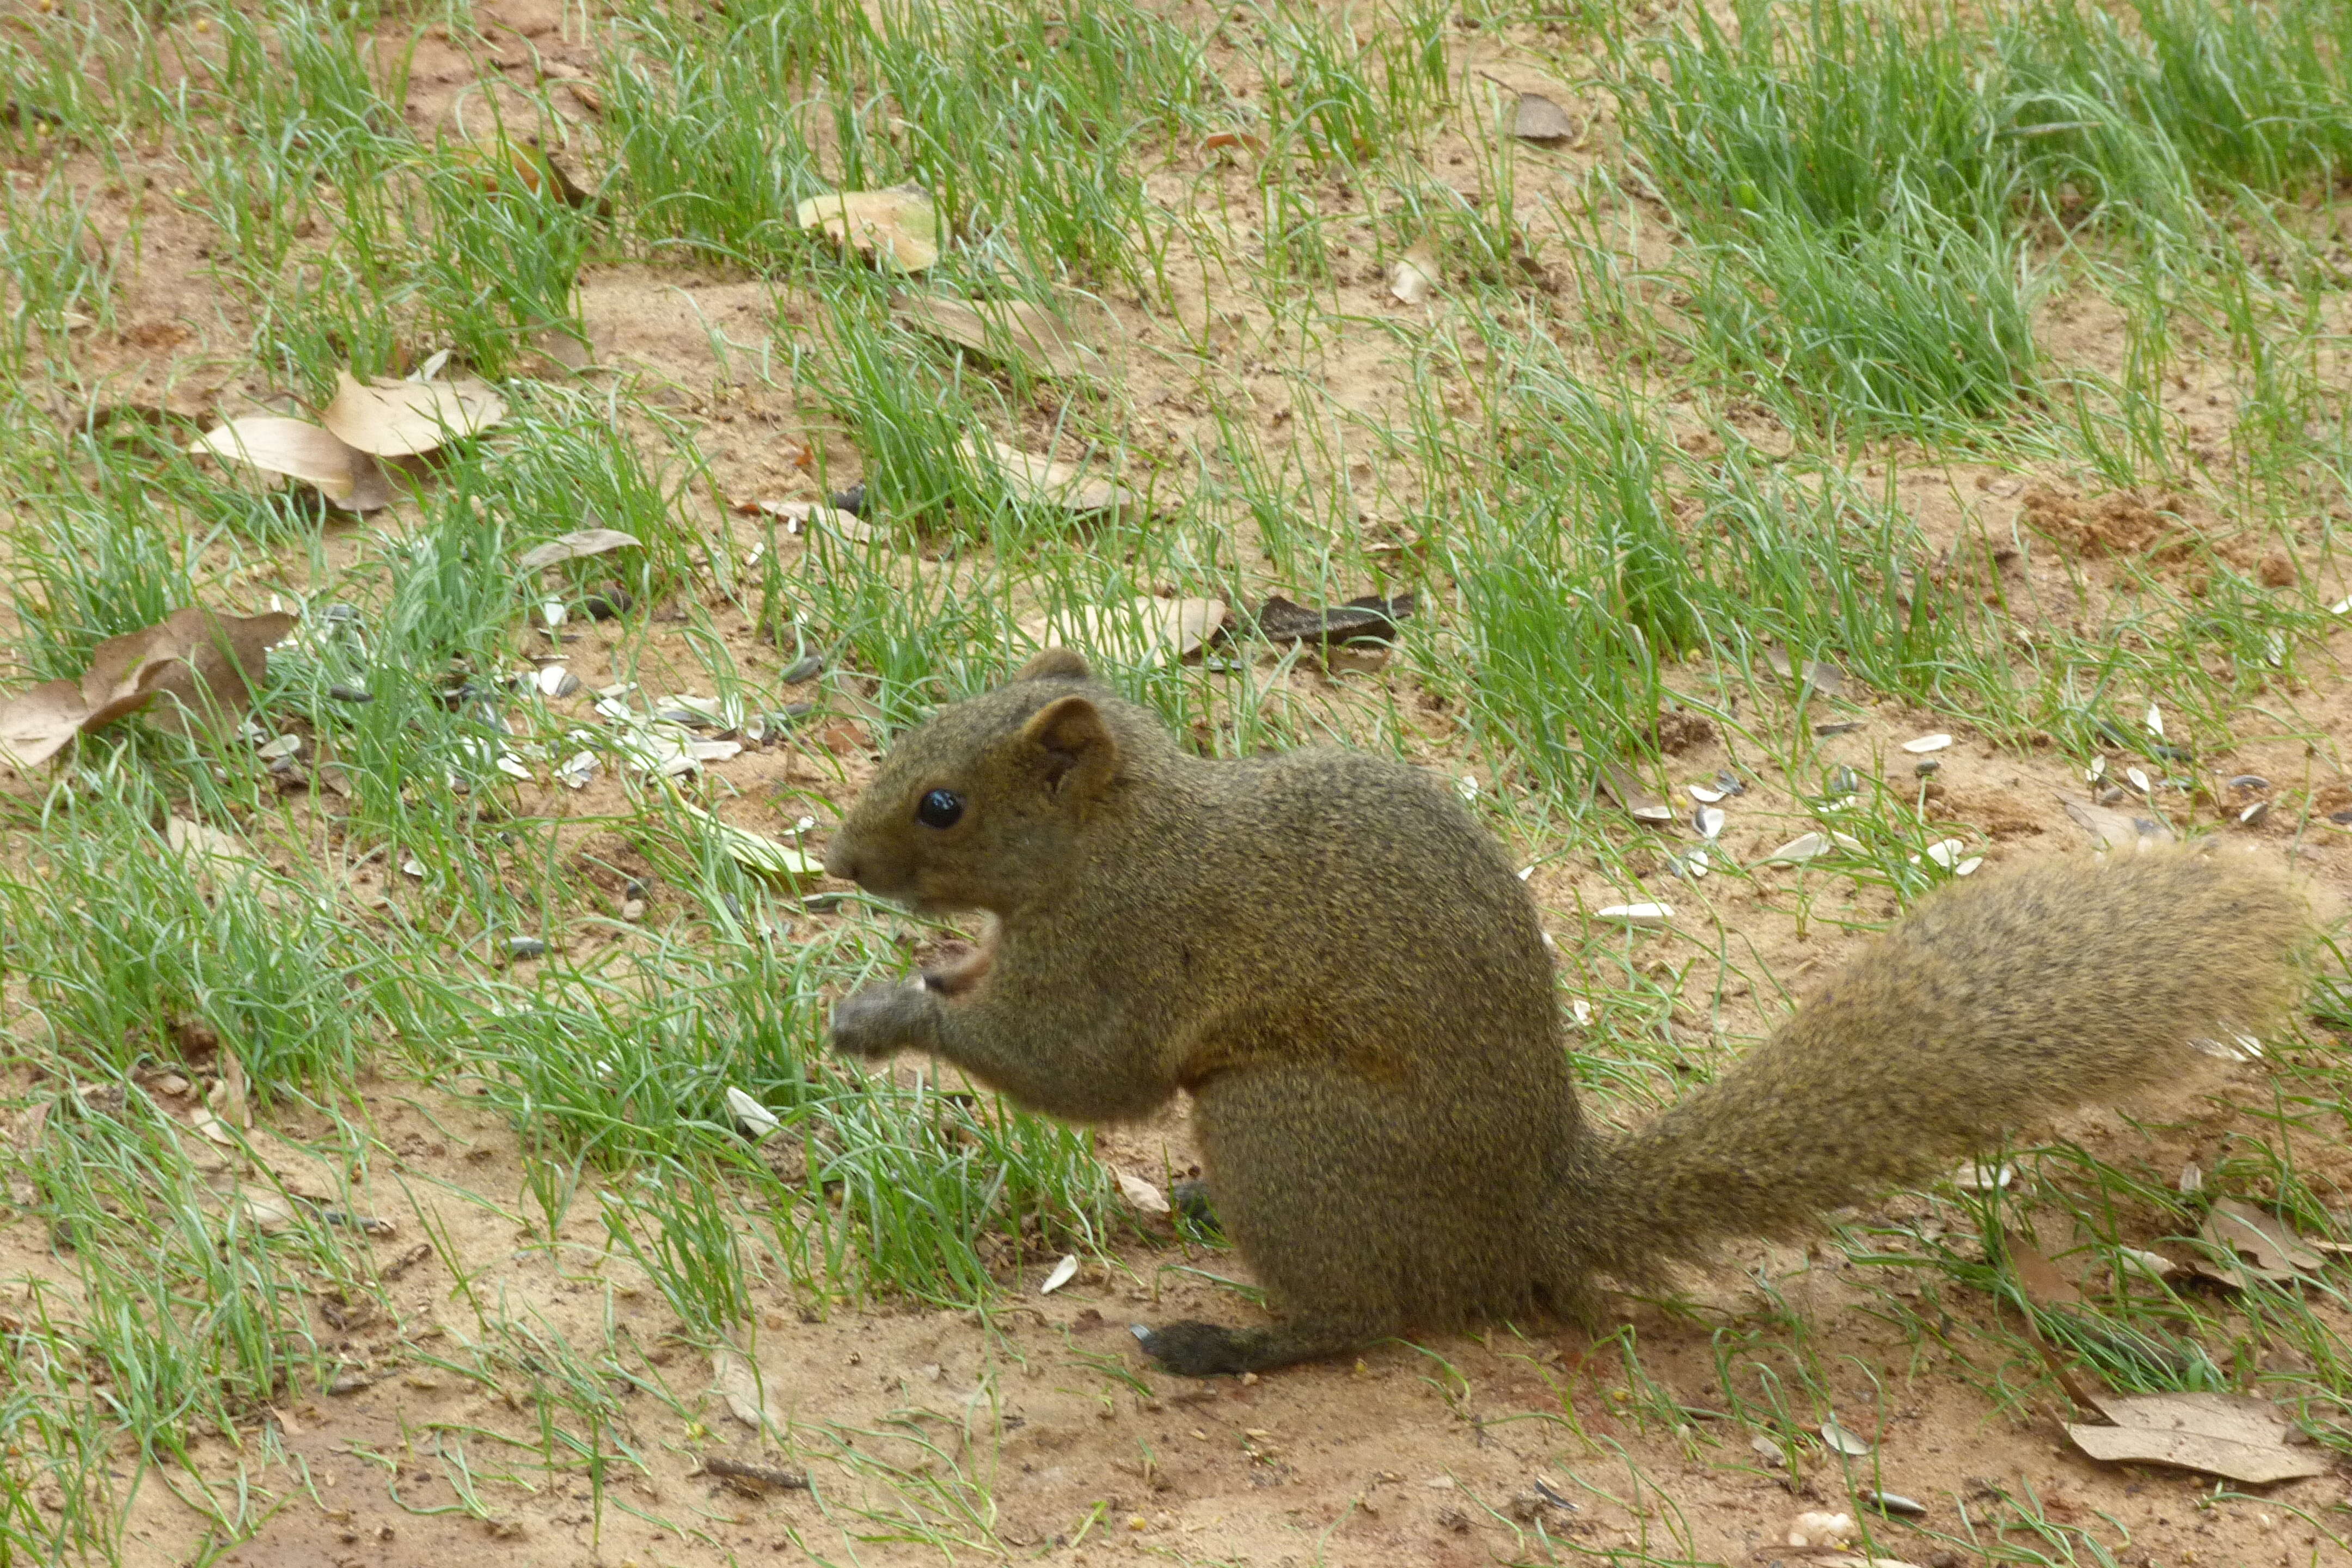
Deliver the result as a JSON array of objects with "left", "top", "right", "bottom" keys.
[{"left": 823, "top": 652, "right": 2312, "bottom": 1375}]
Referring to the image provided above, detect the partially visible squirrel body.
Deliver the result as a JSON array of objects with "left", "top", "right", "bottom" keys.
[{"left": 823, "top": 651, "right": 2308, "bottom": 1375}]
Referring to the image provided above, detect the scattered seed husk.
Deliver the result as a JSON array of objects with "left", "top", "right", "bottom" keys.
[
  {"left": 506, "top": 936, "right": 548, "bottom": 959},
  {"left": 2125, "top": 766, "right": 2153, "bottom": 795},
  {"left": 1952, "top": 1161, "right": 2014, "bottom": 1191},
  {"left": 1763, "top": 644, "right": 1851, "bottom": 696},
  {"left": 1114, "top": 1170, "right": 1171, "bottom": 1215},
  {"left": 793, "top": 186, "right": 939, "bottom": 271},
  {"left": 669, "top": 792, "right": 822, "bottom": 880},
  {"left": 2117, "top": 1247, "right": 2178, "bottom": 1278},
  {"left": 2066, "top": 1390, "right": 2328, "bottom": 1484},
  {"left": 1818, "top": 1419, "right": 1873, "bottom": 1456},
  {"left": 1594, "top": 902, "right": 1672, "bottom": 927},
  {"left": 2144, "top": 701, "right": 2165, "bottom": 738},
  {"left": 1814, "top": 719, "right": 1865, "bottom": 737},
  {"left": 1688, "top": 782, "right": 1728, "bottom": 804},
  {"left": 517, "top": 528, "right": 639, "bottom": 571},
  {"left": 1864, "top": 1491, "right": 1926, "bottom": 1517},
  {"left": 1902, "top": 733, "right": 1952, "bottom": 754},
  {"left": 1040, "top": 1253, "right": 1080, "bottom": 1295},
  {"left": 1695, "top": 806, "right": 1726, "bottom": 840},
  {"left": 2238, "top": 800, "right": 2270, "bottom": 826},
  {"left": 743, "top": 497, "right": 879, "bottom": 544},
  {"left": 2225, "top": 774, "right": 2269, "bottom": 791},
  {"left": 536, "top": 665, "right": 580, "bottom": 698},
  {"left": 321, "top": 369, "right": 504, "bottom": 457}
]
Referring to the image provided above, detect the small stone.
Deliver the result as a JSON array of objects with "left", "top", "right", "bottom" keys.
[
  {"left": 1913, "top": 758, "right": 1940, "bottom": 776},
  {"left": 621, "top": 897, "right": 646, "bottom": 922}
]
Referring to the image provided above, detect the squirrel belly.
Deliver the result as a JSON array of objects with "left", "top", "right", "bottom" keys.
[{"left": 823, "top": 651, "right": 2311, "bottom": 1375}]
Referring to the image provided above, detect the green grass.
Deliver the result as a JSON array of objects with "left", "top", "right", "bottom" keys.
[{"left": 2, "top": 0, "right": 2350, "bottom": 1561}]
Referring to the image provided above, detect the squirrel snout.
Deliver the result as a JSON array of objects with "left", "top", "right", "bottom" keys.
[{"left": 822, "top": 837, "right": 861, "bottom": 885}]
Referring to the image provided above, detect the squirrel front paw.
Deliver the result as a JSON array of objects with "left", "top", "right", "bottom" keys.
[{"left": 830, "top": 979, "right": 935, "bottom": 1060}]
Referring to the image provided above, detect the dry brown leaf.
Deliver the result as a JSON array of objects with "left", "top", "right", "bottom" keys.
[
  {"left": 1596, "top": 761, "right": 1674, "bottom": 825},
  {"left": 1762, "top": 642, "right": 1852, "bottom": 697},
  {"left": 517, "top": 528, "right": 641, "bottom": 571},
  {"left": 793, "top": 187, "right": 939, "bottom": 271},
  {"left": 188, "top": 1105, "right": 239, "bottom": 1149},
  {"left": 1511, "top": 92, "right": 1580, "bottom": 143},
  {"left": 1024, "top": 598, "right": 1227, "bottom": 668},
  {"left": 2007, "top": 1238, "right": 2085, "bottom": 1308},
  {"left": 187, "top": 416, "right": 393, "bottom": 511},
  {"left": 960, "top": 435, "right": 1136, "bottom": 516},
  {"left": 1388, "top": 246, "right": 1438, "bottom": 304},
  {"left": 321, "top": 370, "right": 505, "bottom": 457},
  {"left": 2067, "top": 1391, "right": 2327, "bottom": 1484},
  {"left": 2192, "top": 1198, "right": 2324, "bottom": 1288},
  {"left": 896, "top": 294, "right": 1110, "bottom": 378},
  {"left": 712, "top": 1343, "right": 787, "bottom": 1436},
  {"left": 0, "top": 608, "right": 295, "bottom": 769}
]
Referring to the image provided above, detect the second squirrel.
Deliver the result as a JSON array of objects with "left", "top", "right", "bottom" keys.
[{"left": 823, "top": 651, "right": 2307, "bottom": 1375}]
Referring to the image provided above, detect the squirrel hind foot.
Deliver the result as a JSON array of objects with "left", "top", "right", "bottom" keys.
[{"left": 1131, "top": 1317, "right": 1377, "bottom": 1376}]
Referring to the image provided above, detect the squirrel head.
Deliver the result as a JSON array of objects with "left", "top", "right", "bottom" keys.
[{"left": 823, "top": 648, "right": 1146, "bottom": 915}]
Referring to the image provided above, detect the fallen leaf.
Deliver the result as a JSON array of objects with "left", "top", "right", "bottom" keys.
[
  {"left": 2192, "top": 1198, "right": 2324, "bottom": 1288},
  {"left": 321, "top": 369, "right": 505, "bottom": 457},
  {"left": 1511, "top": 91, "right": 1579, "bottom": 143},
  {"left": 2066, "top": 1391, "right": 2328, "bottom": 1484},
  {"left": 187, "top": 416, "right": 392, "bottom": 510},
  {"left": 1388, "top": 245, "right": 1438, "bottom": 304},
  {"left": 712, "top": 1343, "right": 786, "bottom": 1436},
  {"left": 188, "top": 1105, "right": 239, "bottom": 1148},
  {"left": 2006, "top": 1238, "right": 2084, "bottom": 1308},
  {"left": 1114, "top": 1171, "right": 1171, "bottom": 1215},
  {"left": 897, "top": 294, "right": 1110, "bottom": 379},
  {"left": 1252, "top": 594, "right": 1414, "bottom": 645},
  {"left": 1817, "top": 1419, "right": 1873, "bottom": 1456},
  {"left": 1762, "top": 643, "right": 1851, "bottom": 697},
  {"left": 0, "top": 608, "right": 295, "bottom": 769},
  {"left": 517, "top": 528, "right": 641, "bottom": 571},
  {"left": 794, "top": 187, "right": 939, "bottom": 271},
  {"left": 961, "top": 434, "right": 1137, "bottom": 516},
  {"left": 1023, "top": 598, "right": 1227, "bottom": 667}
]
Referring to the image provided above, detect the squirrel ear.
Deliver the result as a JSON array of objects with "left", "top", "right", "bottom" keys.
[
  {"left": 1014, "top": 647, "right": 1092, "bottom": 683},
  {"left": 1019, "top": 694, "right": 1116, "bottom": 797}
]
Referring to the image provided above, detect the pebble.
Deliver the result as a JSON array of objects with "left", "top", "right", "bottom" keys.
[
  {"left": 2226, "top": 774, "right": 2270, "bottom": 792},
  {"left": 506, "top": 936, "right": 549, "bottom": 959},
  {"left": 621, "top": 897, "right": 646, "bottom": 922},
  {"left": 1913, "top": 758, "right": 1939, "bottom": 776}
]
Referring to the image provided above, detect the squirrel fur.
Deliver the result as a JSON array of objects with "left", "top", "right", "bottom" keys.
[{"left": 823, "top": 650, "right": 2309, "bottom": 1376}]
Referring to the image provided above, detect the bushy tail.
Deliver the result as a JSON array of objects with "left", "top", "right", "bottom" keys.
[{"left": 1563, "top": 849, "right": 2308, "bottom": 1285}]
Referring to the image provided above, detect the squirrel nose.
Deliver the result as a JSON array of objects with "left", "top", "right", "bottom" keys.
[{"left": 822, "top": 839, "right": 860, "bottom": 885}]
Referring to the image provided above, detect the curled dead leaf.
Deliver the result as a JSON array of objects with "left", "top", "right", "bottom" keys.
[
  {"left": 1022, "top": 598, "right": 1227, "bottom": 668},
  {"left": 960, "top": 435, "right": 1137, "bottom": 516},
  {"left": 517, "top": 528, "right": 641, "bottom": 571},
  {"left": 0, "top": 608, "right": 295, "bottom": 770},
  {"left": 2191, "top": 1198, "right": 2324, "bottom": 1288},
  {"left": 2067, "top": 1390, "right": 2327, "bottom": 1484},
  {"left": 794, "top": 187, "right": 940, "bottom": 271},
  {"left": 1511, "top": 92, "right": 1580, "bottom": 144},
  {"left": 321, "top": 369, "right": 505, "bottom": 457},
  {"left": 712, "top": 1343, "right": 787, "bottom": 1436},
  {"left": 896, "top": 293, "right": 1112, "bottom": 379},
  {"left": 188, "top": 416, "right": 393, "bottom": 511}
]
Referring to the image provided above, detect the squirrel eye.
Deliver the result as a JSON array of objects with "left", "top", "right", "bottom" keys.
[{"left": 916, "top": 789, "right": 965, "bottom": 829}]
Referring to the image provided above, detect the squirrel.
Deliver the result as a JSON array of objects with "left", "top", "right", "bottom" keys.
[{"left": 821, "top": 648, "right": 2310, "bottom": 1376}]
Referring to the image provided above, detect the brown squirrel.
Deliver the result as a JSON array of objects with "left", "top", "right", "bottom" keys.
[{"left": 822, "top": 650, "right": 2309, "bottom": 1376}]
